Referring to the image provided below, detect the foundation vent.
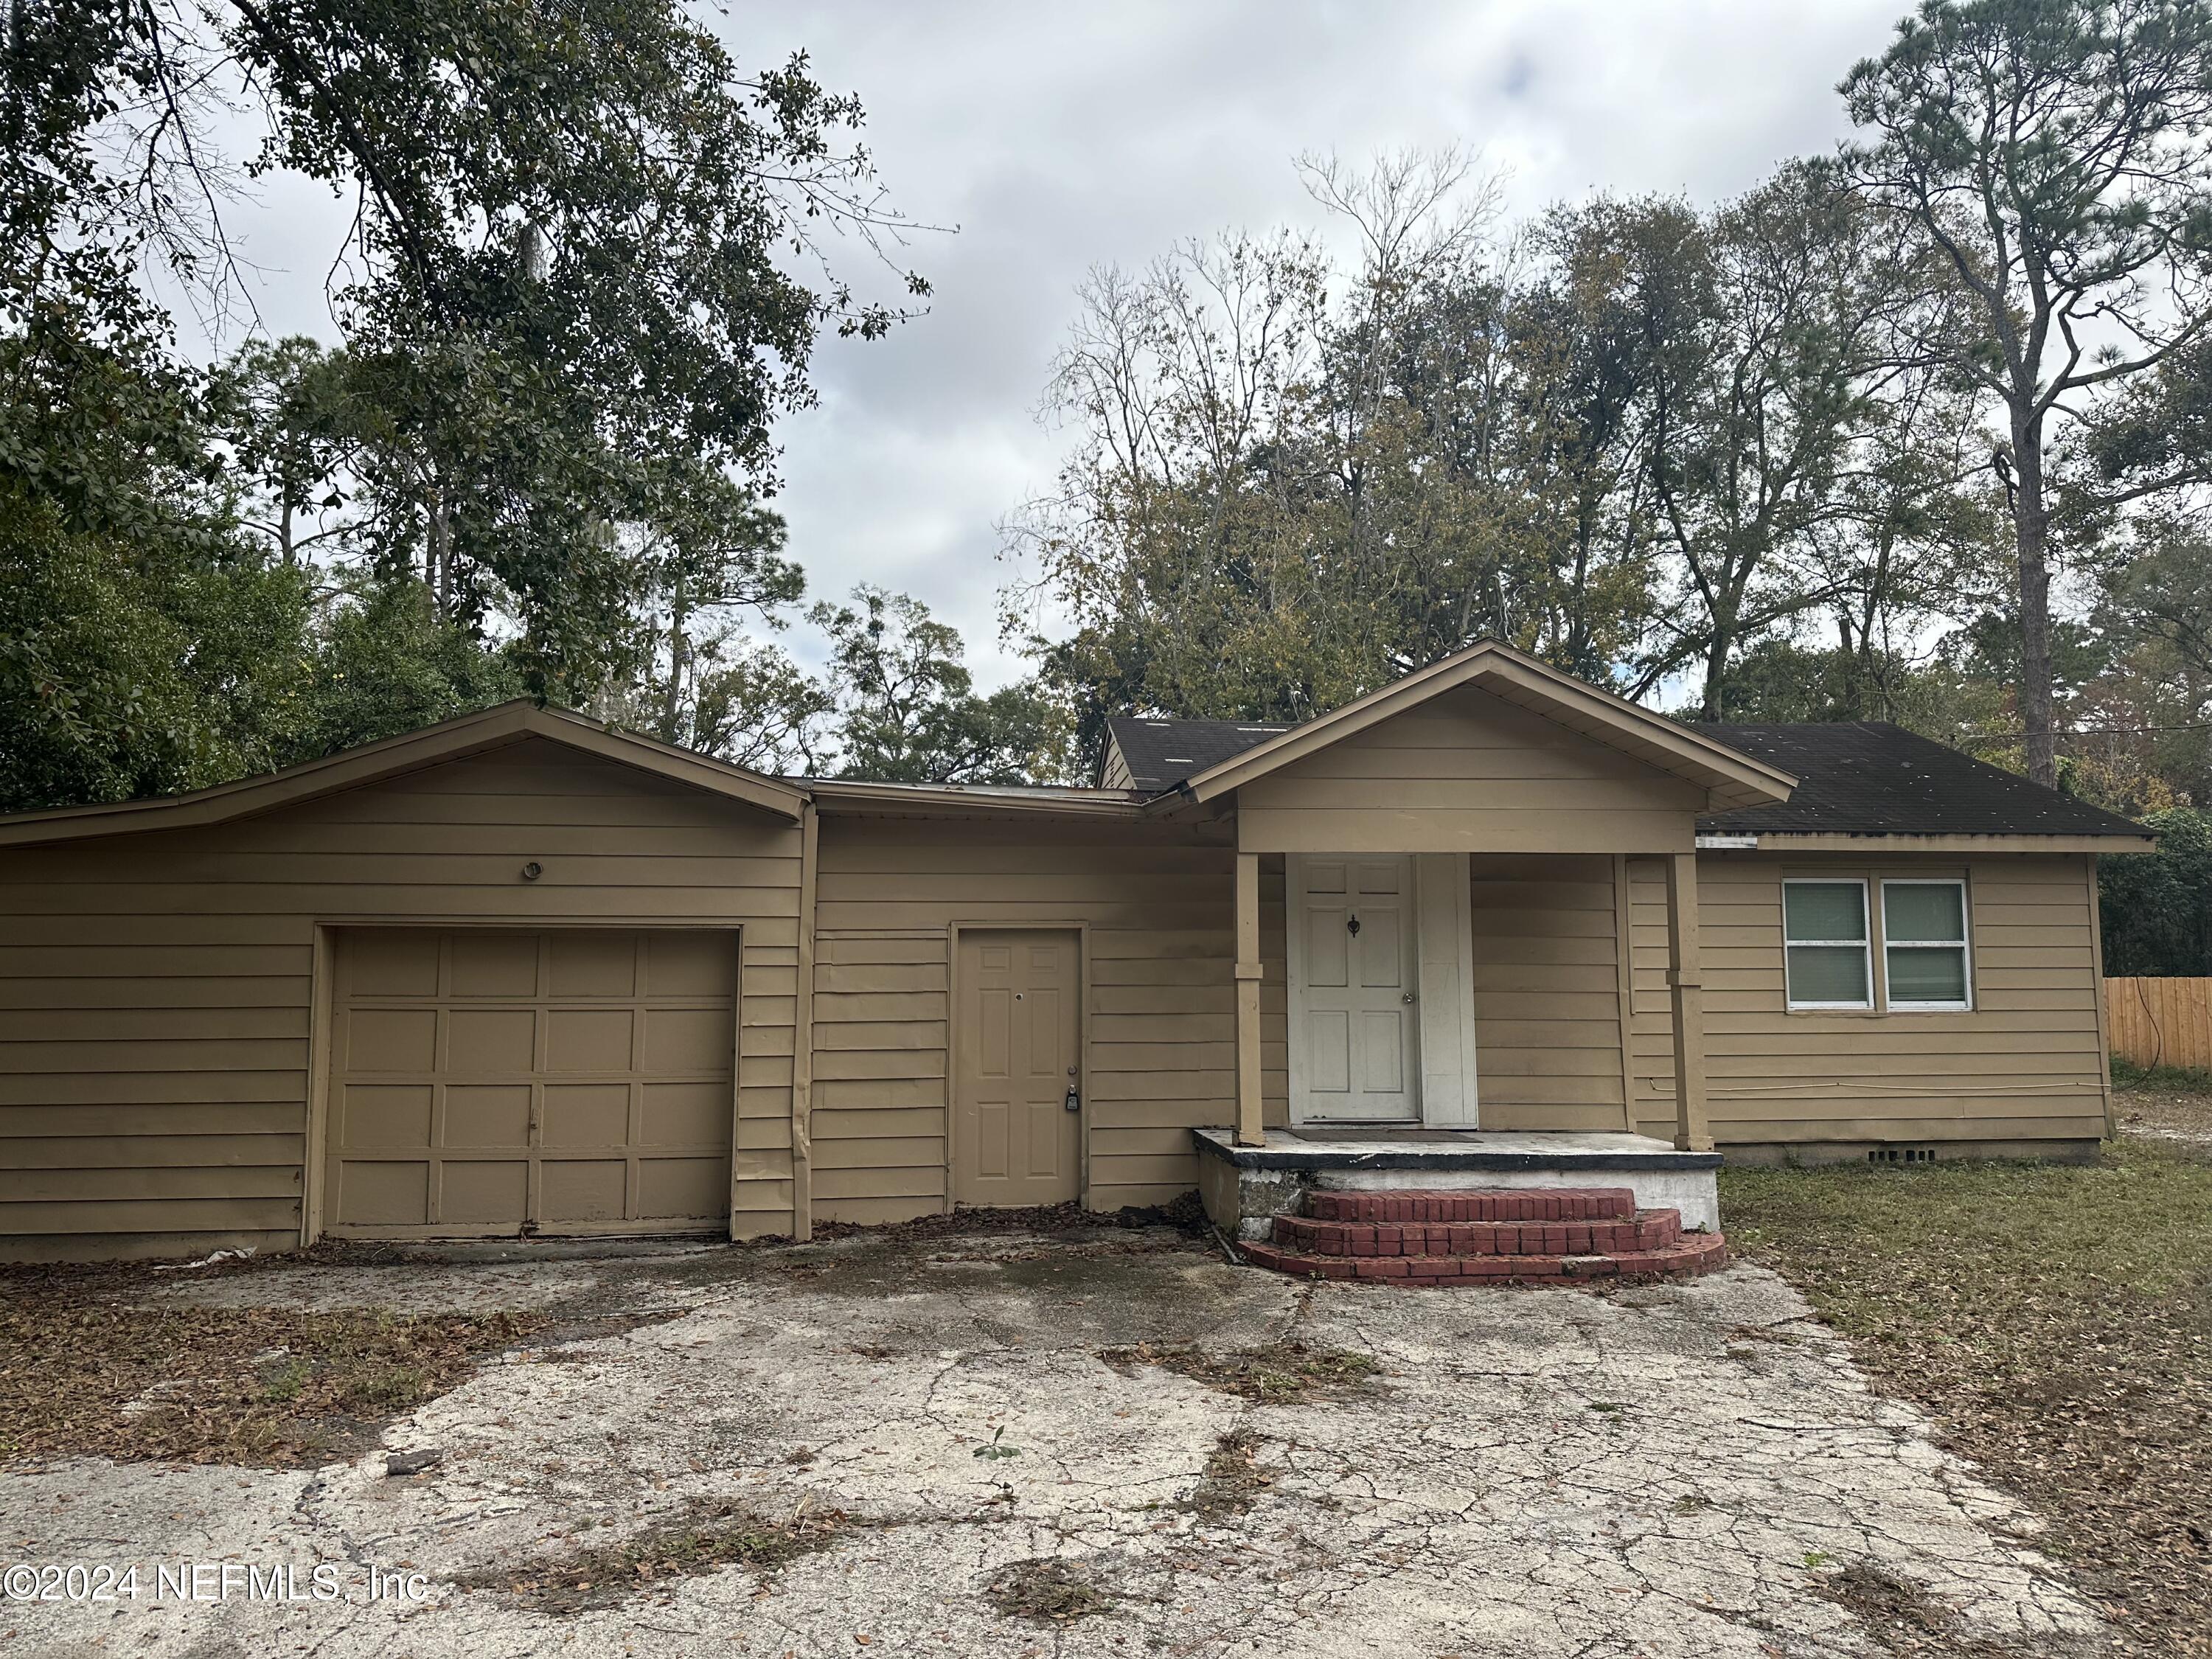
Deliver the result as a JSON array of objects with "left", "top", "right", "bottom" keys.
[{"left": 1868, "top": 1147, "right": 1938, "bottom": 1165}]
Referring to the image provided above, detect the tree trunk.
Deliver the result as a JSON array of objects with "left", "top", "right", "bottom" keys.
[
  {"left": 1700, "top": 624, "right": 1729, "bottom": 720},
  {"left": 2010, "top": 415, "right": 2058, "bottom": 788},
  {"left": 662, "top": 580, "right": 689, "bottom": 741},
  {"left": 428, "top": 487, "right": 452, "bottom": 619}
]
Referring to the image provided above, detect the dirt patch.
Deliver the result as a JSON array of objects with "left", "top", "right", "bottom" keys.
[
  {"left": 1805, "top": 1561, "right": 2029, "bottom": 1658},
  {"left": 1724, "top": 1135, "right": 2212, "bottom": 1656},
  {"left": 983, "top": 1557, "right": 1118, "bottom": 1624},
  {"left": 2112, "top": 1080, "right": 2212, "bottom": 1146},
  {"left": 454, "top": 1495, "right": 856, "bottom": 1613},
  {"left": 1100, "top": 1339, "right": 1382, "bottom": 1404},
  {"left": 0, "top": 1263, "right": 544, "bottom": 1465},
  {"left": 1187, "top": 1427, "right": 1277, "bottom": 1520},
  {"left": 814, "top": 1192, "right": 1211, "bottom": 1244}
]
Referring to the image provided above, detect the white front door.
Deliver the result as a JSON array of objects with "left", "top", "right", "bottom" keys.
[{"left": 1290, "top": 856, "right": 1421, "bottom": 1122}]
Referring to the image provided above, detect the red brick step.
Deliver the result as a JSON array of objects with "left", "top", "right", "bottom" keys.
[
  {"left": 1273, "top": 1208, "right": 1682, "bottom": 1259},
  {"left": 1241, "top": 1184, "right": 1725, "bottom": 1288},
  {"left": 1241, "top": 1232, "right": 1728, "bottom": 1287},
  {"left": 1305, "top": 1186, "right": 1636, "bottom": 1224}
]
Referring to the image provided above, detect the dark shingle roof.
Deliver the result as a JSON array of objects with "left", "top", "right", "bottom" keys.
[
  {"left": 1105, "top": 716, "right": 1290, "bottom": 793},
  {"left": 1102, "top": 712, "right": 2147, "bottom": 839},
  {"left": 1694, "top": 722, "right": 2146, "bottom": 838}
]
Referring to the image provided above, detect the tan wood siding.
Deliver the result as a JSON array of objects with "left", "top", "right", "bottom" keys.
[
  {"left": 1237, "top": 686, "right": 1705, "bottom": 855},
  {"left": 1099, "top": 739, "right": 1135, "bottom": 791},
  {"left": 1628, "top": 851, "right": 2107, "bottom": 1144},
  {"left": 0, "top": 737, "right": 804, "bottom": 1258},
  {"left": 1466, "top": 854, "right": 1628, "bottom": 1130},
  {"left": 810, "top": 818, "right": 1281, "bottom": 1222}
]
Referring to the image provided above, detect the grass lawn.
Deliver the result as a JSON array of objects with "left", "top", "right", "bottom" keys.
[{"left": 1723, "top": 1107, "right": 2212, "bottom": 1656}]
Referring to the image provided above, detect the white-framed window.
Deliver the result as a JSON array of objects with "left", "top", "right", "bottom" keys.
[
  {"left": 1882, "top": 879, "right": 1972, "bottom": 1010},
  {"left": 1782, "top": 879, "right": 1873, "bottom": 1009}
]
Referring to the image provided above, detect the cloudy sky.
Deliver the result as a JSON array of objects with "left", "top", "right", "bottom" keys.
[{"left": 215, "top": 0, "right": 1911, "bottom": 689}]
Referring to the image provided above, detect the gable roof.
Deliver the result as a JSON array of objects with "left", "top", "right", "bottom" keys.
[
  {"left": 0, "top": 700, "right": 807, "bottom": 849},
  {"left": 1102, "top": 678, "right": 2150, "bottom": 845},
  {"left": 1120, "top": 639, "right": 1799, "bottom": 814},
  {"left": 1694, "top": 723, "right": 2149, "bottom": 840}
]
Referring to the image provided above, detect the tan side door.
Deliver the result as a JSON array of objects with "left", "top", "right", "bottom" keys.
[
  {"left": 953, "top": 930, "right": 1081, "bottom": 1208},
  {"left": 326, "top": 928, "right": 735, "bottom": 1237},
  {"left": 1293, "top": 855, "right": 1421, "bottom": 1122}
]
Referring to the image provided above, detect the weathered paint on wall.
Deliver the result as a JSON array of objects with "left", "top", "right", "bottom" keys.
[
  {"left": 0, "top": 735, "right": 2117, "bottom": 1262},
  {"left": 0, "top": 737, "right": 804, "bottom": 1259},
  {"left": 1629, "top": 852, "right": 2107, "bottom": 1147}
]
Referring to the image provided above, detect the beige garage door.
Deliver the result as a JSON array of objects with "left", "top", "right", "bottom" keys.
[{"left": 326, "top": 929, "right": 736, "bottom": 1237}]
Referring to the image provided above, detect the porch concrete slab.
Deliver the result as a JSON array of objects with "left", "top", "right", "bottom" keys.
[
  {"left": 1195, "top": 1125, "right": 1718, "bottom": 1168},
  {"left": 1195, "top": 1127, "right": 1724, "bottom": 1232},
  {"left": 5, "top": 1233, "right": 2100, "bottom": 1659}
]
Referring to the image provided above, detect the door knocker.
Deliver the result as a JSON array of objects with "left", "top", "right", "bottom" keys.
[{"left": 1346, "top": 914, "right": 1362, "bottom": 936}]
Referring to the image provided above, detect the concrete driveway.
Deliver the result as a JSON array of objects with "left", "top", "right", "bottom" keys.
[{"left": 6, "top": 1223, "right": 2099, "bottom": 1658}]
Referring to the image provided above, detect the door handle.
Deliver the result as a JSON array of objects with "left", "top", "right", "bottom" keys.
[{"left": 1402, "top": 992, "right": 1416, "bottom": 1004}]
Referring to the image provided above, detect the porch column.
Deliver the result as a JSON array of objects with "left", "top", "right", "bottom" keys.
[
  {"left": 1234, "top": 851, "right": 1265, "bottom": 1147},
  {"left": 1663, "top": 851, "right": 1714, "bottom": 1153}
]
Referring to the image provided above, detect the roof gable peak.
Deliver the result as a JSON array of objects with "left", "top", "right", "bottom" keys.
[
  {"left": 0, "top": 700, "right": 805, "bottom": 849},
  {"left": 1149, "top": 640, "right": 1795, "bottom": 813}
]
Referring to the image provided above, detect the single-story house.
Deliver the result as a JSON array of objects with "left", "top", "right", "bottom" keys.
[{"left": 0, "top": 640, "right": 2152, "bottom": 1263}]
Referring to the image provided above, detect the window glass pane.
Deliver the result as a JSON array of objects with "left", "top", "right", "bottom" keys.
[
  {"left": 1787, "top": 944, "right": 1870, "bottom": 1004},
  {"left": 1784, "top": 883, "right": 1865, "bottom": 943},
  {"left": 1885, "top": 883, "right": 1964, "bottom": 945},
  {"left": 1888, "top": 946, "right": 1967, "bottom": 1004}
]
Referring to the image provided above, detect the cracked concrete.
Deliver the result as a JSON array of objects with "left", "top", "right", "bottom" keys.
[{"left": 2, "top": 1228, "right": 2104, "bottom": 1658}]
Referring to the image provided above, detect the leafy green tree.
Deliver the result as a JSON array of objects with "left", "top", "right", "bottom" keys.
[
  {"left": 1842, "top": 0, "right": 2212, "bottom": 786},
  {"left": 1798, "top": 352, "right": 2010, "bottom": 719},
  {"left": 1716, "top": 639, "right": 1938, "bottom": 726},
  {"left": 628, "top": 473, "right": 805, "bottom": 742},
  {"left": 1011, "top": 156, "right": 1965, "bottom": 743},
  {"left": 672, "top": 644, "right": 837, "bottom": 776},
  {"left": 2, "top": 1, "right": 923, "bottom": 801},
  {"left": 283, "top": 576, "right": 526, "bottom": 762},
  {"left": 1512, "top": 203, "right": 1670, "bottom": 681},
  {"left": 582, "top": 480, "right": 828, "bottom": 773},
  {"left": 2101, "top": 807, "right": 2212, "bottom": 974},
  {"left": 1008, "top": 153, "right": 1660, "bottom": 760},
  {"left": 210, "top": 338, "right": 362, "bottom": 567},
  {"left": 2067, "top": 516, "right": 2212, "bottom": 805},
  {"left": 818, "top": 587, "right": 1067, "bottom": 784},
  {"left": 1609, "top": 165, "right": 1941, "bottom": 717},
  {"left": 0, "top": 499, "right": 313, "bottom": 813},
  {"left": 0, "top": 234, "right": 316, "bottom": 810}
]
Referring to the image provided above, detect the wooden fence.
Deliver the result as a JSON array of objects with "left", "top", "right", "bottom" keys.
[{"left": 2104, "top": 977, "right": 2212, "bottom": 1072}]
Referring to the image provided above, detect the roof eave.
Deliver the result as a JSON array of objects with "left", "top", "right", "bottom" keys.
[
  {"left": 809, "top": 780, "right": 1147, "bottom": 818},
  {"left": 1697, "top": 830, "right": 2157, "bottom": 854}
]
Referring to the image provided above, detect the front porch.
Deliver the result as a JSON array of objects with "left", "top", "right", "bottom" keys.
[
  {"left": 1228, "top": 849, "right": 1716, "bottom": 1150},
  {"left": 1193, "top": 1125, "right": 1723, "bottom": 1239}
]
